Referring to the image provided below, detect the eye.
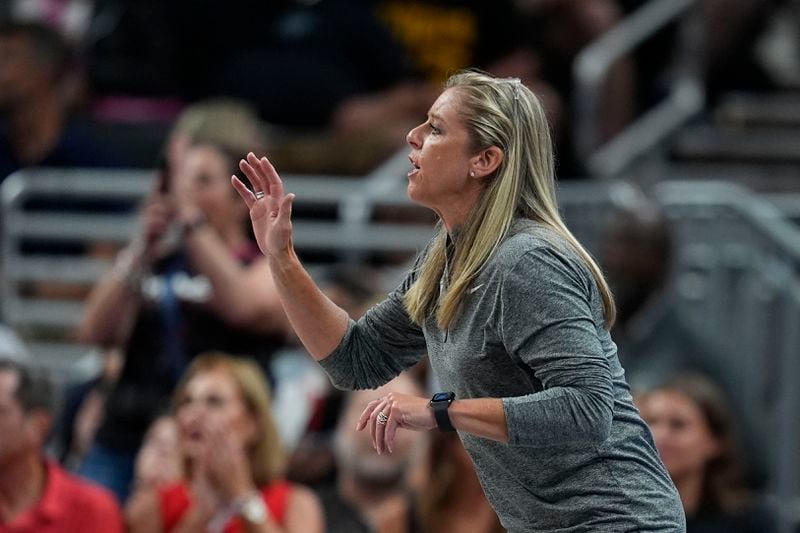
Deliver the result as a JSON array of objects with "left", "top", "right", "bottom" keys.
[
  {"left": 205, "top": 394, "right": 226, "bottom": 408},
  {"left": 428, "top": 122, "right": 441, "bottom": 135}
]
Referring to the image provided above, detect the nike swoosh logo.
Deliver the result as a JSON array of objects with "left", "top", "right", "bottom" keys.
[{"left": 468, "top": 283, "right": 485, "bottom": 294}]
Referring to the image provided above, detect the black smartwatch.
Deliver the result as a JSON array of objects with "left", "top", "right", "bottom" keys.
[{"left": 430, "top": 391, "right": 456, "bottom": 432}]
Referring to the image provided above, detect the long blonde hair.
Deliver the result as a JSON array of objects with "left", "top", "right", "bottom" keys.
[
  {"left": 172, "top": 352, "right": 285, "bottom": 487},
  {"left": 404, "top": 70, "right": 615, "bottom": 330}
]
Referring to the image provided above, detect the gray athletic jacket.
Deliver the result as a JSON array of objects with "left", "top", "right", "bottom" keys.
[{"left": 320, "top": 219, "right": 686, "bottom": 532}]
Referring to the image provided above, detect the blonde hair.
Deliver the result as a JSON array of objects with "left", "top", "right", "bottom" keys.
[
  {"left": 404, "top": 70, "right": 615, "bottom": 330},
  {"left": 171, "top": 98, "right": 269, "bottom": 155},
  {"left": 172, "top": 353, "right": 285, "bottom": 487}
]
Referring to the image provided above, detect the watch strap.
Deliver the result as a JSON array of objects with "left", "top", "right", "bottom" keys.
[{"left": 430, "top": 393, "right": 456, "bottom": 432}]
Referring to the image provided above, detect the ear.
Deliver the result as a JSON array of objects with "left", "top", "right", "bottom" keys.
[{"left": 469, "top": 146, "right": 504, "bottom": 179}]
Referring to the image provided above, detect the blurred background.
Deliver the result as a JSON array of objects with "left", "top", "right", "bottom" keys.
[{"left": 1, "top": 0, "right": 799, "bottom": 532}]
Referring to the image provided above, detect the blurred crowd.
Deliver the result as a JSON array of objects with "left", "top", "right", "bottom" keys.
[{"left": 0, "top": 0, "right": 797, "bottom": 532}]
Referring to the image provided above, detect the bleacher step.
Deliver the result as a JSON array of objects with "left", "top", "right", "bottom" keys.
[
  {"left": 671, "top": 124, "right": 800, "bottom": 165},
  {"left": 716, "top": 92, "right": 800, "bottom": 128}
]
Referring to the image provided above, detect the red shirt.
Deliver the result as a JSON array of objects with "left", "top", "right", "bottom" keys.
[
  {"left": 0, "top": 461, "right": 124, "bottom": 533},
  {"left": 159, "top": 480, "right": 292, "bottom": 532}
]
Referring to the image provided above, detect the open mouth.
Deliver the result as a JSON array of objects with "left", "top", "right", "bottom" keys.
[{"left": 408, "top": 155, "right": 420, "bottom": 177}]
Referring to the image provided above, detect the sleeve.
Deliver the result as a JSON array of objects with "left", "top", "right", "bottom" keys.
[
  {"left": 319, "top": 262, "right": 428, "bottom": 391},
  {"left": 498, "top": 247, "right": 614, "bottom": 447}
]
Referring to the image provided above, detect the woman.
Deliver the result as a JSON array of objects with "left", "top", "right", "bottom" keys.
[
  {"left": 637, "top": 374, "right": 775, "bottom": 533},
  {"left": 78, "top": 136, "right": 287, "bottom": 501},
  {"left": 126, "top": 352, "right": 324, "bottom": 532},
  {"left": 232, "top": 69, "right": 685, "bottom": 531}
]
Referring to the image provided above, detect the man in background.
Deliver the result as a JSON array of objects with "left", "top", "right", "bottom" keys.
[{"left": 0, "top": 359, "right": 124, "bottom": 533}]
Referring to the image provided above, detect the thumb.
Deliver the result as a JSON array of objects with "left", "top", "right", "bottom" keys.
[{"left": 279, "top": 193, "right": 295, "bottom": 221}]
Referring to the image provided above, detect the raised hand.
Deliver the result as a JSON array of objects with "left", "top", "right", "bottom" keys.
[
  {"left": 202, "top": 418, "right": 255, "bottom": 503},
  {"left": 232, "top": 152, "right": 296, "bottom": 259}
]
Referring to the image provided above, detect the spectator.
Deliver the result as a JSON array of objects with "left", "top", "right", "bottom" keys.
[
  {"left": 600, "top": 192, "right": 770, "bottom": 488},
  {"left": 77, "top": 136, "right": 287, "bottom": 501},
  {"left": 416, "top": 431, "right": 503, "bottom": 533},
  {"left": 0, "top": 359, "right": 124, "bottom": 533},
  {"left": 321, "top": 373, "right": 429, "bottom": 533},
  {"left": 599, "top": 192, "right": 723, "bottom": 393},
  {"left": 637, "top": 373, "right": 776, "bottom": 532},
  {"left": 163, "top": 98, "right": 269, "bottom": 183},
  {"left": 317, "top": 0, "right": 563, "bottom": 175},
  {"left": 0, "top": 21, "right": 122, "bottom": 183},
  {"left": 512, "top": 0, "right": 636, "bottom": 171},
  {"left": 126, "top": 352, "right": 324, "bottom": 532},
  {"left": 53, "top": 347, "right": 123, "bottom": 470}
]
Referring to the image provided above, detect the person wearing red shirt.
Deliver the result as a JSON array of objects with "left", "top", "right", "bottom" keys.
[{"left": 0, "top": 359, "right": 124, "bottom": 533}]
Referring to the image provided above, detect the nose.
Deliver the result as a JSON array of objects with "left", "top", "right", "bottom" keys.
[{"left": 406, "top": 123, "right": 423, "bottom": 148}]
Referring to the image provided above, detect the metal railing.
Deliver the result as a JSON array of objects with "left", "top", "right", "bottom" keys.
[{"left": 573, "top": 0, "right": 705, "bottom": 177}]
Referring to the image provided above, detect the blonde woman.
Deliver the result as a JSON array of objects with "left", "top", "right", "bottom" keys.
[
  {"left": 126, "top": 353, "right": 323, "bottom": 532},
  {"left": 233, "top": 70, "right": 685, "bottom": 532}
]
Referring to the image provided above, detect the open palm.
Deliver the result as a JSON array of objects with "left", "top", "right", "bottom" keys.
[{"left": 231, "top": 152, "right": 296, "bottom": 258}]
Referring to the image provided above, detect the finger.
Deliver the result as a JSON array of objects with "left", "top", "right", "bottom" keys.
[
  {"left": 370, "top": 399, "right": 389, "bottom": 453},
  {"left": 240, "top": 155, "right": 268, "bottom": 195},
  {"left": 231, "top": 175, "right": 256, "bottom": 209},
  {"left": 356, "top": 399, "right": 381, "bottom": 431},
  {"left": 245, "top": 152, "right": 271, "bottom": 192},
  {"left": 376, "top": 403, "right": 392, "bottom": 455},
  {"left": 276, "top": 193, "right": 295, "bottom": 221},
  {"left": 384, "top": 408, "right": 400, "bottom": 454},
  {"left": 257, "top": 156, "right": 284, "bottom": 199}
]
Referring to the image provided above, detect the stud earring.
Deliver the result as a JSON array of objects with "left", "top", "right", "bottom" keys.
[{"left": 470, "top": 170, "right": 475, "bottom": 177}]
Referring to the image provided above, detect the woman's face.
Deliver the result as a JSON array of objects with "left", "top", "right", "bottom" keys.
[
  {"left": 173, "top": 145, "right": 244, "bottom": 228},
  {"left": 638, "top": 389, "right": 720, "bottom": 481},
  {"left": 406, "top": 88, "right": 484, "bottom": 228},
  {"left": 175, "top": 367, "right": 257, "bottom": 459}
]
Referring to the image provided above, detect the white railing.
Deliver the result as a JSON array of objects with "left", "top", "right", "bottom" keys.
[{"left": 573, "top": 0, "right": 705, "bottom": 177}]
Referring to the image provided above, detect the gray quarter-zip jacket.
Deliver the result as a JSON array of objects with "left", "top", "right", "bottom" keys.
[{"left": 320, "top": 219, "right": 686, "bottom": 532}]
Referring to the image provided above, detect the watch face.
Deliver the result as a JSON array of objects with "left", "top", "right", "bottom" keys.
[
  {"left": 240, "top": 496, "right": 267, "bottom": 524},
  {"left": 432, "top": 392, "right": 454, "bottom": 402}
]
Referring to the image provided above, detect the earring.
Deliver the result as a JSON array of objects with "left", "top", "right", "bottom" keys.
[{"left": 470, "top": 170, "right": 475, "bottom": 177}]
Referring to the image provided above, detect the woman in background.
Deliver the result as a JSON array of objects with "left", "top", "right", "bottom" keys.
[
  {"left": 637, "top": 373, "right": 776, "bottom": 533},
  {"left": 127, "top": 352, "right": 323, "bottom": 532}
]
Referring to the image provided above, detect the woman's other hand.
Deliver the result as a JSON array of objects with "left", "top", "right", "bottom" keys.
[{"left": 357, "top": 392, "right": 436, "bottom": 455}]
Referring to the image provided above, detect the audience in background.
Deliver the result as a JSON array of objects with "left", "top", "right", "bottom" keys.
[
  {"left": 281, "top": 266, "right": 382, "bottom": 486},
  {"left": 0, "top": 21, "right": 121, "bottom": 183},
  {"left": 0, "top": 359, "right": 124, "bottom": 533},
  {"left": 321, "top": 373, "right": 428, "bottom": 533},
  {"left": 513, "top": 0, "right": 636, "bottom": 166},
  {"left": 77, "top": 128, "right": 287, "bottom": 501},
  {"left": 126, "top": 352, "right": 324, "bottom": 532},
  {"left": 600, "top": 192, "right": 723, "bottom": 393},
  {"left": 416, "top": 432, "right": 503, "bottom": 533},
  {"left": 53, "top": 347, "right": 124, "bottom": 470},
  {"left": 637, "top": 373, "right": 776, "bottom": 533}
]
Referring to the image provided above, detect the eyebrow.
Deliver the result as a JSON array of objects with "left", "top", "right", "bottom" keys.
[{"left": 428, "top": 112, "right": 445, "bottom": 123}]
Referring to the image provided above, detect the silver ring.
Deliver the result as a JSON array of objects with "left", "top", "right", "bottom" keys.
[
  {"left": 377, "top": 411, "right": 389, "bottom": 425},
  {"left": 255, "top": 191, "right": 265, "bottom": 200}
]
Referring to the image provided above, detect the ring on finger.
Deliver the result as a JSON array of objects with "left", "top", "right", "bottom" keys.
[
  {"left": 255, "top": 191, "right": 266, "bottom": 200},
  {"left": 377, "top": 411, "right": 389, "bottom": 425}
]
